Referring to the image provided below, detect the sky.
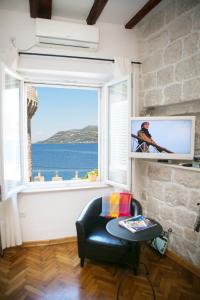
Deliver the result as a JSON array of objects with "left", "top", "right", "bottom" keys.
[
  {"left": 31, "top": 86, "right": 98, "bottom": 143},
  {"left": 131, "top": 119, "right": 192, "bottom": 154}
]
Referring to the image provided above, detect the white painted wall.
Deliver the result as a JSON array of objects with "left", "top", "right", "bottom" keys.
[
  {"left": 0, "top": 8, "right": 138, "bottom": 242},
  {"left": 18, "top": 187, "right": 112, "bottom": 242},
  {"left": 0, "top": 8, "right": 140, "bottom": 83}
]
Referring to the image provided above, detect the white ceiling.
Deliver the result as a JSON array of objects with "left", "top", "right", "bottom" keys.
[{"left": 0, "top": 0, "right": 149, "bottom": 25}]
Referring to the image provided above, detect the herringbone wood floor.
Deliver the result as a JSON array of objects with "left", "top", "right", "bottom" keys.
[{"left": 0, "top": 242, "right": 199, "bottom": 300}]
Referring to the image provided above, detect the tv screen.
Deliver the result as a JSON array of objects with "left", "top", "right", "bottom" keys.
[{"left": 130, "top": 116, "right": 195, "bottom": 160}]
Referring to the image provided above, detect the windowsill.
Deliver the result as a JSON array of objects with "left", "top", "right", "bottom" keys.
[{"left": 21, "top": 180, "right": 110, "bottom": 194}]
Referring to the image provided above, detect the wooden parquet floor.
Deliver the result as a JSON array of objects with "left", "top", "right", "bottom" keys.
[{"left": 0, "top": 242, "right": 199, "bottom": 300}]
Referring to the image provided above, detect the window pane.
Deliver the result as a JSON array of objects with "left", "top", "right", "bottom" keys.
[
  {"left": 28, "top": 86, "right": 98, "bottom": 182},
  {"left": 108, "top": 80, "right": 128, "bottom": 185},
  {"left": 2, "top": 73, "right": 22, "bottom": 194}
]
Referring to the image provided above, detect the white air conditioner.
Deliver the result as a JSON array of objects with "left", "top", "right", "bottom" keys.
[{"left": 35, "top": 18, "right": 99, "bottom": 50}]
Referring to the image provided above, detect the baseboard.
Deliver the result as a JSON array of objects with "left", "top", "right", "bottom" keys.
[
  {"left": 22, "top": 236, "right": 77, "bottom": 247},
  {"left": 166, "top": 249, "right": 200, "bottom": 278}
]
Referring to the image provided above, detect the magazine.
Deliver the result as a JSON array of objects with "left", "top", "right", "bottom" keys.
[{"left": 119, "top": 215, "right": 157, "bottom": 233}]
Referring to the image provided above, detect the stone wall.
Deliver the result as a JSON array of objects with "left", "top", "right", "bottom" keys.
[
  {"left": 136, "top": 160, "right": 200, "bottom": 267},
  {"left": 135, "top": 1, "right": 200, "bottom": 268},
  {"left": 137, "top": 0, "right": 200, "bottom": 108}
]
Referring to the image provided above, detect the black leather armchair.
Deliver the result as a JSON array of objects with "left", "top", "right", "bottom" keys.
[{"left": 76, "top": 197, "right": 142, "bottom": 273}]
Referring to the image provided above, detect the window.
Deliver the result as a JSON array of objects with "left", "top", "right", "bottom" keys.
[
  {"left": 1, "top": 63, "right": 132, "bottom": 194},
  {"left": 0, "top": 65, "right": 25, "bottom": 199},
  {"left": 27, "top": 85, "right": 99, "bottom": 183},
  {"left": 105, "top": 76, "right": 132, "bottom": 190}
]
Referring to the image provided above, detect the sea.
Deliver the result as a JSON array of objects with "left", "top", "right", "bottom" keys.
[{"left": 32, "top": 143, "right": 98, "bottom": 181}]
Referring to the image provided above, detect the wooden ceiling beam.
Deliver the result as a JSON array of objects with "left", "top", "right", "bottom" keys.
[
  {"left": 87, "top": 0, "right": 108, "bottom": 25},
  {"left": 125, "top": 0, "right": 162, "bottom": 29},
  {"left": 29, "top": 0, "right": 52, "bottom": 19}
]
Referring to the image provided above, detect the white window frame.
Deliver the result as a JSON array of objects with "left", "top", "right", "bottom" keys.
[
  {"left": 24, "top": 82, "right": 102, "bottom": 190},
  {"left": 0, "top": 63, "right": 26, "bottom": 200},
  {"left": 104, "top": 74, "right": 132, "bottom": 191}
]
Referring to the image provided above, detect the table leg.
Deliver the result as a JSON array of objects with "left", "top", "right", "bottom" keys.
[{"left": 130, "top": 242, "right": 140, "bottom": 275}]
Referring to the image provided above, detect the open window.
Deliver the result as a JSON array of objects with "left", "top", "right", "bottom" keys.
[
  {"left": 0, "top": 62, "right": 132, "bottom": 193},
  {"left": 0, "top": 64, "right": 25, "bottom": 200},
  {"left": 105, "top": 75, "right": 132, "bottom": 190}
]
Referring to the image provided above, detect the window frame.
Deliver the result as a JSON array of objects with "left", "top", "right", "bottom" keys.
[
  {"left": 0, "top": 63, "right": 26, "bottom": 200},
  {"left": 104, "top": 74, "right": 132, "bottom": 191},
  {"left": 23, "top": 82, "right": 102, "bottom": 188}
]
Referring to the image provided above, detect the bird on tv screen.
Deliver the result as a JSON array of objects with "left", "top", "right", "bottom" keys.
[{"left": 130, "top": 117, "right": 195, "bottom": 160}]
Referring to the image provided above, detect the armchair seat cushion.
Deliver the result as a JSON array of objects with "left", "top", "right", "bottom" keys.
[{"left": 87, "top": 222, "right": 127, "bottom": 247}]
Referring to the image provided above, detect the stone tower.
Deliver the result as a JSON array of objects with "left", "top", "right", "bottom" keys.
[{"left": 27, "top": 86, "right": 38, "bottom": 181}]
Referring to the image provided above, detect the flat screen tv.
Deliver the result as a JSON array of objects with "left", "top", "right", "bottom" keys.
[{"left": 130, "top": 116, "right": 195, "bottom": 160}]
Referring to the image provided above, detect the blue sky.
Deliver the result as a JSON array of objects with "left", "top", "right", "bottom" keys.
[
  {"left": 131, "top": 120, "right": 192, "bottom": 154},
  {"left": 32, "top": 87, "right": 98, "bottom": 143}
]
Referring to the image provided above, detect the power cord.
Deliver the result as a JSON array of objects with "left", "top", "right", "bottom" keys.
[
  {"left": 10, "top": 37, "right": 36, "bottom": 52},
  {"left": 115, "top": 262, "right": 156, "bottom": 300},
  {"left": 140, "top": 262, "right": 156, "bottom": 300}
]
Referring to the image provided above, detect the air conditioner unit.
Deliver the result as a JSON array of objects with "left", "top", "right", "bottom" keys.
[{"left": 35, "top": 18, "right": 99, "bottom": 50}]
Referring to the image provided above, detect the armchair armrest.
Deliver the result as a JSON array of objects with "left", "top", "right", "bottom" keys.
[
  {"left": 76, "top": 197, "right": 102, "bottom": 259},
  {"left": 131, "top": 199, "right": 142, "bottom": 216},
  {"left": 76, "top": 197, "right": 102, "bottom": 251}
]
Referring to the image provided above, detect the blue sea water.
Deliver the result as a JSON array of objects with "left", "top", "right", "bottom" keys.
[{"left": 32, "top": 143, "right": 98, "bottom": 181}]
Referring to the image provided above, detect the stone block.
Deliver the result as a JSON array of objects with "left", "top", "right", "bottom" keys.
[
  {"left": 147, "top": 31, "right": 168, "bottom": 53},
  {"left": 175, "top": 53, "right": 200, "bottom": 81},
  {"left": 183, "top": 33, "right": 199, "bottom": 57},
  {"left": 193, "top": 249, "right": 200, "bottom": 266},
  {"left": 184, "top": 228, "right": 199, "bottom": 243},
  {"left": 137, "top": 160, "right": 148, "bottom": 176},
  {"left": 140, "top": 191, "right": 148, "bottom": 202},
  {"left": 183, "top": 77, "right": 200, "bottom": 101},
  {"left": 185, "top": 242, "right": 199, "bottom": 266},
  {"left": 148, "top": 164, "right": 172, "bottom": 181},
  {"left": 142, "top": 51, "right": 163, "bottom": 74},
  {"left": 193, "top": 5, "right": 200, "bottom": 29},
  {"left": 176, "top": 0, "right": 200, "bottom": 15},
  {"left": 173, "top": 169, "right": 200, "bottom": 188},
  {"left": 144, "top": 89, "right": 163, "bottom": 107},
  {"left": 160, "top": 219, "right": 175, "bottom": 232},
  {"left": 164, "top": 83, "right": 182, "bottom": 104},
  {"left": 169, "top": 14, "right": 192, "bottom": 42},
  {"left": 143, "top": 11, "right": 165, "bottom": 38},
  {"left": 146, "top": 180, "right": 165, "bottom": 201},
  {"left": 164, "top": 184, "right": 189, "bottom": 207},
  {"left": 189, "top": 190, "right": 200, "bottom": 212},
  {"left": 174, "top": 207, "right": 196, "bottom": 228},
  {"left": 159, "top": 204, "right": 175, "bottom": 221},
  {"left": 147, "top": 196, "right": 160, "bottom": 217},
  {"left": 169, "top": 236, "right": 188, "bottom": 258},
  {"left": 165, "top": 0, "right": 176, "bottom": 24},
  {"left": 143, "top": 72, "right": 156, "bottom": 90},
  {"left": 170, "top": 223, "right": 184, "bottom": 237},
  {"left": 164, "top": 40, "right": 182, "bottom": 65},
  {"left": 157, "top": 66, "right": 174, "bottom": 86}
]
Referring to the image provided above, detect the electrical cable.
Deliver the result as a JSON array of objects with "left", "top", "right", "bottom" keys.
[
  {"left": 10, "top": 37, "right": 36, "bottom": 52},
  {"left": 20, "top": 44, "right": 36, "bottom": 52},
  {"left": 140, "top": 262, "right": 156, "bottom": 300},
  {"left": 116, "top": 262, "right": 157, "bottom": 300}
]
